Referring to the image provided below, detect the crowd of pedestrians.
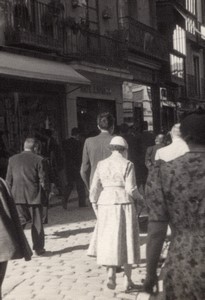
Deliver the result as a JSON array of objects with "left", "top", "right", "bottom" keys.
[{"left": 0, "top": 109, "right": 205, "bottom": 299}]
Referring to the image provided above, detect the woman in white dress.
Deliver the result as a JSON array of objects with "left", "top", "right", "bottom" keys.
[{"left": 89, "top": 136, "right": 143, "bottom": 291}]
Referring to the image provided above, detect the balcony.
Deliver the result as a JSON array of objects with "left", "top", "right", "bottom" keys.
[
  {"left": 63, "top": 28, "right": 127, "bottom": 68},
  {"left": 117, "top": 17, "right": 169, "bottom": 62},
  {"left": 4, "top": 0, "right": 64, "bottom": 53}
]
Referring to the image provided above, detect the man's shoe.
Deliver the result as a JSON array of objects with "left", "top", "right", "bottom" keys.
[{"left": 35, "top": 249, "right": 46, "bottom": 256}]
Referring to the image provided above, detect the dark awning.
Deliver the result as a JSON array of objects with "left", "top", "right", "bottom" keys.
[{"left": 0, "top": 51, "right": 90, "bottom": 85}]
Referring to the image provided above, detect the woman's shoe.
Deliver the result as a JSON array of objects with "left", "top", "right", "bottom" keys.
[
  {"left": 107, "top": 278, "right": 116, "bottom": 290},
  {"left": 143, "top": 277, "right": 159, "bottom": 295},
  {"left": 124, "top": 281, "right": 143, "bottom": 293}
]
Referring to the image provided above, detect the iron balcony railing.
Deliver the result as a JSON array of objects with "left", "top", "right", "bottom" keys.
[
  {"left": 118, "top": 16, "right": 169, "bottom": 62},
  {"left": 63, "top": 28, "right": 127, "bottom": 68},
  {"left": 5, "top": 0, "right": 64, "bottom": 52}
]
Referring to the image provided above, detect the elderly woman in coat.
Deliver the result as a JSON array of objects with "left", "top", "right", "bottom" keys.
[
  {"left": 0, "top": 178, "right": 32, "bottom": 299},
  {"left": 89, "top": 136, "right": 143, "bottom": 291}
]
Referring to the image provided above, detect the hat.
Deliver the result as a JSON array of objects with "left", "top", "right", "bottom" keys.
[{"left": 110, "top": 136, "right": 128, "bottom": 149}]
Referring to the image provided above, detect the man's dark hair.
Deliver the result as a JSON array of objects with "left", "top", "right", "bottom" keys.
[
  {"left": 119, "top": 123, "right": 129, "bottom": 135},
  {"left": 71, "top": 127, "right": 80, "bottom": 136},
  {"left": 180, "top": 111, "right": 205, "bottom": 145},
  {"left": 97, "top": 112, "right": 114, "bottom": 130}
]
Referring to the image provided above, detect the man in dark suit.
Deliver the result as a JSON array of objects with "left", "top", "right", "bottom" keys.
[
  {"left": 62, "top": 127, "right": 86, "bottom": 209},
  {"left": 80, "top": 112, "right": 114, "bottom": 192},
  {"left": 6, "top": 138, "right": 50, "bottom": 256}
]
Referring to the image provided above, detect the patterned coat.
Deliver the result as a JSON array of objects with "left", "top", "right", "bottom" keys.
[{"left": 146, "top": 151, "right": 205, "bottom": 300}]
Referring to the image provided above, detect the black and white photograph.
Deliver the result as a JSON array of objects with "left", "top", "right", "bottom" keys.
[{"left": 0, "top": 0, "right": 205, "bottom": 299}]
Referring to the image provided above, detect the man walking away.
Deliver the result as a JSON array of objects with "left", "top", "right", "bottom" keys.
[
  {"left": 62, "top": 127, "right": 86, "bottom": 209},
  {"left": 80, "top": 112, "right": 114, "bottom": 191},
  {"left": 6, "top": 138, "right": 50, "bottom": 256}
]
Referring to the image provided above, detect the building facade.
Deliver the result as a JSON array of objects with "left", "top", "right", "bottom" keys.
[{"left": 0, "top": 0, "right": 204, "bottom": 154}]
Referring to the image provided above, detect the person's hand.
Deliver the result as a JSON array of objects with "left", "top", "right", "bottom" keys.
[{"left": 143, "top": 275, "right": 158, "bottom": 294}]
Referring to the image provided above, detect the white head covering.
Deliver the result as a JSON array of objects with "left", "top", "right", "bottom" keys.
[{"left": 110, "top": 136, "right": 128, "bottom": 149}]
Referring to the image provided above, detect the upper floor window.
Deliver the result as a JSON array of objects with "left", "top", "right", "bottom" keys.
[
  {"left": 84, "top": 0, "right": 99, "bottom": 33},
  {"left": 173, "top": 25, "right": 186, "bottom": 55},
  {"left": 186, "top": 17, "right": 196, "bottom": 34},
  {"left": 186, "top": 0, "right": 196, "bottom": 15},
  {"left": 170, "top": 54, "right": 184, "bottom": 79}
]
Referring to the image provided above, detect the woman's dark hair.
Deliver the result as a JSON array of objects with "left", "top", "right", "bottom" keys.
[
  {"left": 180, "top": 112, "right": 205, "bottom": 145},
  {"left": 97, "top": 112, "right": 114, "bottom": 131},
  {"left": 109, "top": 145, "right": 126, "bottom": 152}
]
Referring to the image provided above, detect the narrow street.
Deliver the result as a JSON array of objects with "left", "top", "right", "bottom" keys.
[{"left": 2, "top": 197, "right": 162, "bottom": 300}]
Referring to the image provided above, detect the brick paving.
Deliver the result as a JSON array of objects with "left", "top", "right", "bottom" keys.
[{"left": 2, "top": 196, "right": 162, "bottom": 300}]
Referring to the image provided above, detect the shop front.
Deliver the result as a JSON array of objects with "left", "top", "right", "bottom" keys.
[
  {"left": 0, "top": 51, "right": 90, "bottom": 154},
  {"left": 66, "top": 71, "right": 125, "bottom": 137}
]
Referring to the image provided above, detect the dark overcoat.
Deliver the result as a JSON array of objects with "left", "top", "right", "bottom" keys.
[
  {"left": 6, "top": 151, "right": 49, "bottom": 205},
  {"left": 80, "top": 132, "right": 113, "bottom": 190},
  {"left": 0, "top": 178, "right": 32, "bottom": 262}
]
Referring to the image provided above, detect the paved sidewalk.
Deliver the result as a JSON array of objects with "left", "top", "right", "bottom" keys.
[{"left": 2, "top": 198, "right": 162, "bottom": 300}]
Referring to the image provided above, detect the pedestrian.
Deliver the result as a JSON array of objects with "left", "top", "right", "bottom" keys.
[
  {"left": 6, "top": 137, "right": 50, "bottom": 256},
  {"left": 145, "top": 133, "right": 165, "bottom": 169},
  {"left": 80, "top": 112, "right": 114, "bottom": 192},
  {"left": 0, "top": 177, "right": 32, "bottom": 299},
  {"left": 144, "top": 112, "right": 205, "bottom": 299},
  {"left": 62, "top": 127, "right": 86, "bottom": 209},
  {"left": 88, "top": 136, "right": 143, "bottom": 292},
  {"left": 155, "top": 123, "right": 189, "bottom": 162}
]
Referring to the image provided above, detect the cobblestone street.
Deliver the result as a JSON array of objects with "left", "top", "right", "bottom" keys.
[{"left": 2, "top": 197, "right": 162, "bottom": 300}]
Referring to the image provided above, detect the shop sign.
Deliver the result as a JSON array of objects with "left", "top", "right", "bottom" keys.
[{"left": 80, "top": 85, "right": 112, "bottom": 95}]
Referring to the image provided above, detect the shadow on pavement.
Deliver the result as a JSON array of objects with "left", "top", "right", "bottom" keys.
[
  {"left": 53, "top": 226, "right": 94, "bottom": 238},
  {"left": 41, "top": 244, "right": 89, "bottom": 256}
]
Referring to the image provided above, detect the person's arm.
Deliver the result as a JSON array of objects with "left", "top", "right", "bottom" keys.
[
  {"left": 5, "top": 159, "right": 13, "bottom": 189},
  {"left": 38, "top": 158, "right": 50, "bottom": 193},
  {"left": 125, "top": 162, "right": 144, "bottom": 201},
  {"left": 80, "top": 140, "right": 90, "bottom": 191},
  {"left": 89, "top": 164, "right": 102, "bottom": 217}
]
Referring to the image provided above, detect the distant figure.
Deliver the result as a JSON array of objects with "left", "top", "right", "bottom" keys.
[
  {"left": 139, "top": 121, "right": 155, "bottom": 189},
  {"left": 62, "top": 127, "right": 86, "bottom": 209},
  {"left": 145, "top": 134, "right": 165, "bottom": 169},
  {"left": 119, "top": 123, "right": 144, "bottom": 189},
  {"left": 80, "top": 112, "right": 114, "bottom": 192},
  {"left": 0, "top": 178, "right": 32, "bottom": 299},
  {"left": 155, "top": 124, "right": 189, "bottom": 162},
  {"left": 144, "top": 112, "right": 205, "bottom": 299},
  {"left": 6, "top": 138, "right": 50, "bottom": 256},
  {"left": 89, "top": 136, "right": 143, "bottom": 291}
]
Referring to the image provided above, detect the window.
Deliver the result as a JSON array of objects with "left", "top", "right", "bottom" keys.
[
  {"left": 186, "top": 0, "right": 196, "bottom": 15},
  {"left": 193, "top": 56, "right": 200, "bottom": 96},
  {"left": 170, "top": 54, "right": 184, "bottom": 78},
  {"left": 84, "top": 0, "right": 99, "bottom": 32},
  {"left": 186, "top": 17, "right": 196, "bottom": 34},
  {"left": 173, "top": 25, "right": 186, "bottom": 55}
]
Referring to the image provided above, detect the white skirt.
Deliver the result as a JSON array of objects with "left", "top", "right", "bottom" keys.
[{"left": 88, "top": 203, "right": 140, "bottom": 266}]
